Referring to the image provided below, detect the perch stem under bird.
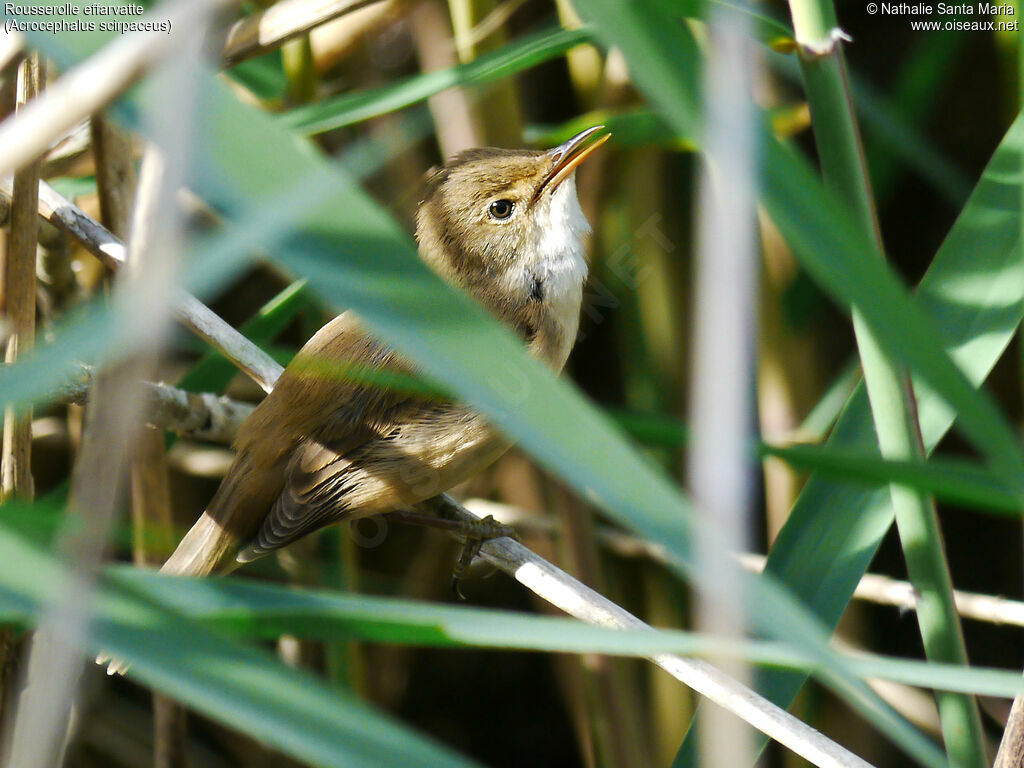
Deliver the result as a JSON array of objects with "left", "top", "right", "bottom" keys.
[{"left": 102, "top": 126, "right": 610, "bottom": 673}]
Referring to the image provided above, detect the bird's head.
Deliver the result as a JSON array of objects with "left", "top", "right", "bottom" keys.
[{"left": 415, "top": 126, "right": 609, "bottom": 312}]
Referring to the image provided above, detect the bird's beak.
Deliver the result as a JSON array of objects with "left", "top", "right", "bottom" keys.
[{"left": 533, "top": 125, "right": 610, "bottom": 201}]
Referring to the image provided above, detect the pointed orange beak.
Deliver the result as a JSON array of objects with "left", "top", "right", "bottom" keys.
[{"left": 533, "top": 125, "right": 610, "bottom": 202}]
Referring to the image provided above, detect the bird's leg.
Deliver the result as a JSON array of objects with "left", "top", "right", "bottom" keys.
[
  {"left": 388, "top": 509, "right": 517, "bottom": 539},
  {"left": 451, "top": 534, "right": 484, "bottom": 600},
  {"left": 388, "top": 504, "right": 518, "bottom": 597}
]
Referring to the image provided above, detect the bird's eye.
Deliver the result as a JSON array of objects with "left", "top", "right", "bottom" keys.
[{"left": 488, "top": 199, "right": 515, "bottom": 220}]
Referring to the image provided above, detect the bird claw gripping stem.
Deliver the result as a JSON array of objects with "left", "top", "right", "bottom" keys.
[
  {"left": 387, "top": 506, "right": 518, "bottom": 597},
  {"left": 450, "top": 514, "right": 518, "bottom": 599}
]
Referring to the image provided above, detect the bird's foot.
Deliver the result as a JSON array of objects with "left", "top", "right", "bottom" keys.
[
  {"left": 449, "top": 514, "right": 518, "bottom": 599},
  {"left": 388, "top": 507, "right": 518, "bottom": 597}
]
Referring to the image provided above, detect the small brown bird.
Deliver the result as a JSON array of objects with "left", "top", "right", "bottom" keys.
[{"left": 160, "top": 126, "right": 609, "bottom": 581}]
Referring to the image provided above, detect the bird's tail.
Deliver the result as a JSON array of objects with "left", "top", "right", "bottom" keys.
[
  {"left": 160, "top": 447, "right": 280, "bottom": 577},
  {"left": 159, "top": 512, "right": 242, "bottom": 578}
]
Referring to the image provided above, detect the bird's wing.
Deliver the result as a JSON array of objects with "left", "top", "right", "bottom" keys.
[
  {"left": 233, "top": 312, "right": 439, "bottom": 561},
  {"left": 237, "top": 429, "right": 379, "bottom": 559},
  {"left": 163, "top": 312, "right": 435, "bottom": 574}
]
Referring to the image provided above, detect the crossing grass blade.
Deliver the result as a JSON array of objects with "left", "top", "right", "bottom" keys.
[
  {"left": 2, "top": 545, "right": 1023, "bottom": 702},
  {"left": 282, "top": 26, "right": 593, "bottom": 135}
]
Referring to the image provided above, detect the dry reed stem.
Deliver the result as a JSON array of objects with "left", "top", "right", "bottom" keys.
[
  {"left": 689, "top": 12, "right": 759, "bottom": 763},
  {"left": 408, "top": 0, "right": 483, "bottom": 156},
  {"left": 0, "top": 50, "right": 38, "bottom": 745},
  {"left": 223, "top": 0, "right": 386, "bottom": 65},
  {"left": 995, "top": 695, "right": 1024, "bottom": 767},
  {"left": 471, "top": 499, "right": 1024, "bottom": 630},
  {"left": 62, "top": 373, "right": 255, "bottom": 443},
  {"left": 91, "top": 114, "right": 137, "bottom": 236},
  {"left": 93, "top": 119, "right": 188, "bottom": 768},
  {"left": 553, "top": 486, "right": 651, "bottom": 768},
  {"left": 1, "top": 54, "right": 40, "bottom": 501},
  {"left": 153, "top": 696, "right": 189, "bottom": 768},
  {"left": 2, "top": 139, "right": 180, "bottom": 768}
]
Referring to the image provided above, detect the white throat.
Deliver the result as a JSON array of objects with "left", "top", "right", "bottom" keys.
[
  {"left": 521, "top": 177, "right": 589, "bottom": 367},
  {"left": 532, "top": 184, "right": 589, "bottom": 307}
]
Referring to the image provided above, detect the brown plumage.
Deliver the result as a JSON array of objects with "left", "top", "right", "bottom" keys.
[{"left": 160, "top": 127, "right": 609, "bottom": 579}]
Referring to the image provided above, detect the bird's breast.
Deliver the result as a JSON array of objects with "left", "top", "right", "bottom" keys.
[
  {"left": 535, "top": 276, "right": 583, "bottom": 370},
  {"left": 522, "top": 189, "right": 588, "bottom": 370}
]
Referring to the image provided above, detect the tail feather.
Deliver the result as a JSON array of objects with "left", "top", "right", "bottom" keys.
[
  {"left": 160, "top": 512, "right": 242, "bottom": 577},
  {"left": 162, "top": 446, "right": 285, "bottom": 577}
]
